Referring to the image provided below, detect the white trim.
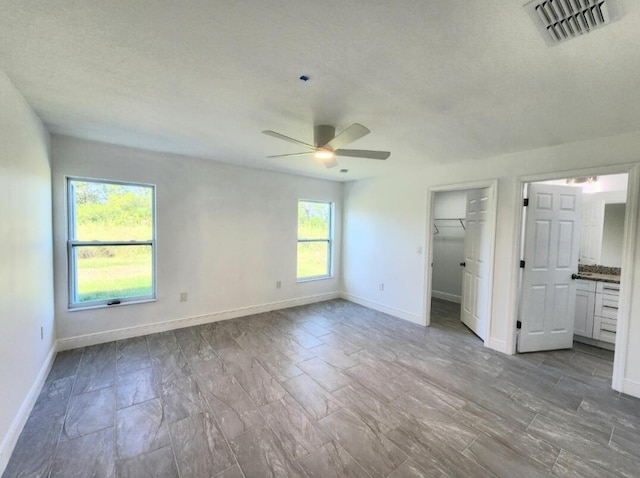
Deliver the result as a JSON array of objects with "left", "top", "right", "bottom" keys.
[
  {"left": 622, "top": 378, "right": 640, "bottom": 398},
  {"left": 66, "top": 177, "right": 157, "bottom": 309},
  {"left": 341, "top": 292, "right": 423, "bottom": 325},
  {"left": 296, "top": 276, "right": 332, "bottom": 283},
  {"left": 431, "top": 290, "right": 462, "bottom": 304},
  {"left": 573, "top": 335, "right": 615, "bottom": 351},
  {"left": 0, "top": 344, "right": 57, "bottom": 475},
  {"left": 56, "top": 292, "right": 341, "bottom": 351},
  {"left": 67, "top": 298, "right": 157, "bottom": 312},
  {"left": 506, "top": 177, "right": 527, "bottom": 356},
  {"left": 297, "top": 199, "right": 333, "bottom": 281},
  {"left": 424, "top": 179, "right": 499, "bottom": 347},
  {"left": 612, "top": 165, "right": 639, "bottom": 391}
]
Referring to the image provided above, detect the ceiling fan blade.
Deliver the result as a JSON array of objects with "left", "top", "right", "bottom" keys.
[
  {"left": 335, "top": 149, "right": 390, "bottom": 160},
  {"left": 324, "top": 157, "right": 339, "bottom": 168},
  {"left": 262, "top": 130, "right": 314, "bottom": 149},
  {"left": 323, "top": 123, "right": 370, "bottom": 150},
  {"left": 266, "top": 152, "right": 313, "bottom": 158}
]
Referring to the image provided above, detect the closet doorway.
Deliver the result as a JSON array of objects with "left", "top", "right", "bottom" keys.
[{"left": 425, "top": 181, "right": 498, "bottom": 343}]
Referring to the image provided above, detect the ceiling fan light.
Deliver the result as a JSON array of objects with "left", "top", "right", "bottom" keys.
[{"left": 314, "top": 149, "right": 335, "bottom": 160}]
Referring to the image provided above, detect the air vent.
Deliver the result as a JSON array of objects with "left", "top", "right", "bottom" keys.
[{"left": 525, "top": 0, "right": 616, "bottom": 46}]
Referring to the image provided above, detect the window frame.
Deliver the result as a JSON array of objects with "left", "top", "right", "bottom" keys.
[
  {"left": 66, "top": 176, "right": 157, "bottom": 310},
  {"left": 296, "top": 199, "right": 334, "bottom": 282}
]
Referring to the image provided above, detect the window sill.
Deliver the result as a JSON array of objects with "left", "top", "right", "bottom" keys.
[
  {"left": 67, "top": 298, "right": 157, "bottom": 312},
  {"left": 297, "top": 275, "right": 333, "bottom": 283}
]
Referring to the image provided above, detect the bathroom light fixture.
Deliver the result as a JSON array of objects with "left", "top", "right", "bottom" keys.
[{"left": 567, "top": 176, "right": 597, "bottom": 184}]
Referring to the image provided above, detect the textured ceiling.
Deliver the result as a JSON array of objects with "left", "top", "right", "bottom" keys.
[{"left": 1, "top": 0, "right": 639, "bottom": 181}]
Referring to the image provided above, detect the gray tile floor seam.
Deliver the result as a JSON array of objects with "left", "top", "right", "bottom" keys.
[
  {"left": 44, "top": 351, "right": 85, "bottom": 478},
  {"left": 214, "top": 463, "right": 247, "bottom": 478},
  {"left": 161, "top": 399, "right": 183, "bottom": 478},
  {"left": 608, "top": 425, "right": 615, "bottom": 446},
  {"left": 3, "top": 298, "right": 639, "bottom": 478},
  {"left": 525, "top": 412, "right": 540, "bottom": 432},
  {"left": 461, "top": 432, "right": 481, "bottom": 456},
  {"left": 172, "top": 339, "right": 242, "bottom": 476},
  {"left": 256, "top": 400, "right": 318, "bottom": 462},
  {"left": 550, "top": 446, "right": 563, "bottom": 470}
]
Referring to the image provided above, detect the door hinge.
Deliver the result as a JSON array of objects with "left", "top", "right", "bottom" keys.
[
  {"left": 520, "top": 260, "right": 526, "bottom": 268},
  {"left": 516, "top": 320, "right": 522, "bottom": 329},
  {"left": 523, "top": 198, "right": 529, "bottom": 207}
]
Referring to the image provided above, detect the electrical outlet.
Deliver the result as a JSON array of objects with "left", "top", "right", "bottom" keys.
[
  {"left": 379, "top": 283, "right": 384, "bottom": 291},
  {"left": 276, "top": 280, "right": 282, "bottom": 289},
  {"left": 180, "top": 292, "right": 188, "bottom": 302}
]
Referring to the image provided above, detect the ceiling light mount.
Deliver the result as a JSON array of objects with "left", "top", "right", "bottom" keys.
[{"left": 525, "top": 0, "right": 618, "bottom": 46}]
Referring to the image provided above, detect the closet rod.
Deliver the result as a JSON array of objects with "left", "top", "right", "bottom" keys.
[{"left": 433, "top": 218, "right": 465, "bottom": 233}]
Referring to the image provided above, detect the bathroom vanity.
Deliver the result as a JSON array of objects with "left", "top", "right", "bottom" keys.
[{"left": 574, "top": 266, "right": 620, "bottom": 350}]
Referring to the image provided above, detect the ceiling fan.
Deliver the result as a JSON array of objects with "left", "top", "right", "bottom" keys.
[{"left": 262, "top": 123, "right": 390, "bottom": 168}]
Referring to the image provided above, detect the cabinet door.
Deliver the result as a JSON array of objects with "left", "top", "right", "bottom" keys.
[
  {"left": 594, "top": 290, "right": 618, "bottom": 344},
  {"left": 580, "top": 201, "right": 604, "bottom": 265},
  {"left": 574, "top": 289, "right": 595, "bottom": 338}
]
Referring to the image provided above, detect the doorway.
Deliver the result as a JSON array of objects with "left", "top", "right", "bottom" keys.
[
  {"left": 517, "top": 173, "right": 629, "bottom": 356},
  {"left": 426, "top": 181, "right": 498, "bottom": 343}
]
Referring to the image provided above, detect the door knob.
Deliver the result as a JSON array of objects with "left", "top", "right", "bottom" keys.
[{"left": 460, "top": 262, "right": 466, "bottom": 267}]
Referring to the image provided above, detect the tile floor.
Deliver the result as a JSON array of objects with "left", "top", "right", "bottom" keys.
[{"left": 3, "top": 298, "right": 639, "bottom": 477}]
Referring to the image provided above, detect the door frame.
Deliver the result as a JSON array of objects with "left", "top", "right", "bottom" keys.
[
  {"left": 513, "top": 164, "right": 640, "bottom": 392},
  {"left": 423, "top": 179, "right": 499, "bottom": 346}
]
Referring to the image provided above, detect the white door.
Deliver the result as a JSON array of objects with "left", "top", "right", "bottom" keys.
[
  {"left": 460, "top": 188, "right": 493, "bottom": 340},
  {"left": 518, "top": 184, "right": 582, "bottom": 353}
]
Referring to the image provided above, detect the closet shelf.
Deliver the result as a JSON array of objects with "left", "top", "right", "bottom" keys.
[{"left": 433, "top": 218, "right": 465, "bottom": 234}]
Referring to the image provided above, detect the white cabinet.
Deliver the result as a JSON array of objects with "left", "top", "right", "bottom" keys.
[
  {"left": 574, "top": 280, "right": 619, "bottom": 345},
  {"left": 574, "top": 280, "right": 596, "bottom": 338}
]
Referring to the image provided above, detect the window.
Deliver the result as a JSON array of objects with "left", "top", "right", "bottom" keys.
[
  {"left": 67, "top": 178, "right": 156, "bottom": 308},
  {"left": 297, "top": 200, "right": 332, "bottom": 280}
]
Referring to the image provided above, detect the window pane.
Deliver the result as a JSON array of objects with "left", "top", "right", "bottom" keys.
[
  {"left": 74, "top": 245, "right": 153, "bottom": 303},
  {"left": 297, "top": 241, "right": 329, "bottom": 278},
  {"left": 71, "top": 180, "right": 153, "bottom": 241},
  {"left": 298, "top": 201, "right": 330, "bottom": 239}
]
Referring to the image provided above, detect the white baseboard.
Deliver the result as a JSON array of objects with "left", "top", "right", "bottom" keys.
[
  {"left": 622, "top": 378, "right": 640, "bottom": 399},
  {"left": 431, "top": 290, "right": 462, "bottom": 304},
  {"left": 341, "top": 292, "right": 424, "bottom": 325},
  {"left": 0, "top": 343, "right": 57, "bottom": 476},
  {"left": 57, "top": 292, "right": 341, "bottom": 351}
]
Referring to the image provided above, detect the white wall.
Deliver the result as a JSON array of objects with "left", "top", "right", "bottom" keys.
[
  {"left": 0, "top": 71, "right": 54, "bottom": 472},
  {"left": 432, "top": 190, "right": 469, "bottom": 302},
  {"left": 343, "top": 130, "right": 640, "bottom": 397},
  {"left": 601, "top": 203, "right": 626, "bottom": 268},
  {"left": 51, "top": 136, "right": 343, "bottom": 344}
]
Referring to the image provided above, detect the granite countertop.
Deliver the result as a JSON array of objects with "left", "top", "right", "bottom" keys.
[
  {"left": 574, "top": 272, "right": 621, "bottom": 284},
  {"left": 575, "top": 265, "right": 621, "bottom": 284}
]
